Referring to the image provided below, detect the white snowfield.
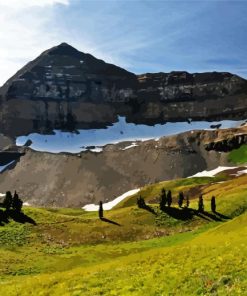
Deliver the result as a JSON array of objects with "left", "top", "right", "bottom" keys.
[
  {"left": 188, "top": 166, "right": 238, "bottom": 178},
  {"left": 82, "top": 188, "right": 140, "bottom": 211},
  {"left": 16, "top": 116, "right": 245, "bottom": 154}
]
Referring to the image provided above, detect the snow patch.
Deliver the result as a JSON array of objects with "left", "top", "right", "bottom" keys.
[
  {"left": 90, "top": 147, "right": 103, "bottom": 153},
  {"left": 122, "top": 142, "right": 138, "bottom": 150},
  {"left": 0, "top": 160, "right": 16, "bottom": 173},
  {"left": 63, "top": 65, "right": 76, "bottom": 69},
  {"left": 188, "top": 166, "right": 237, "bottom": 178},
  {"left": 23, "top": 202, "right": 31, "bottom": 206},
  {"left": 82, "top": 188, "right": 140, "bottom": 211},
  {"left": 231, "top": 168, "right": 247, "bottom": 177}
]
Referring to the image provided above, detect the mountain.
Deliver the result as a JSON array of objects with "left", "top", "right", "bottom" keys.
[
  {"left": 0, "top": 43, "right": 247, "bottom": 137},
  {"left": 0, "top": 42, "right": 137, "bottom": 101}
]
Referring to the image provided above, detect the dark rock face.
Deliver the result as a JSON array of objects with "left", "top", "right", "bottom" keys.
[
  {"left": 205, "top": 134, "right": 247, "bottom": 152},
  {"left": 1, "top": 43, "right": 137, "bottom": 102},
  {"left": 0, "top": 151, "right": 24, "bottom": 166},
  {"left": 1, "top": 42, "right": 247, "bottom": 137},
  {"left": 137, "top": 71, "right": 246, "bottom": 101}
]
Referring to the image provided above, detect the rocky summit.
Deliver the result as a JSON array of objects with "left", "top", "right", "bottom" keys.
[{"left": 0, "top": 43, "right": 247, "bottom": 137}]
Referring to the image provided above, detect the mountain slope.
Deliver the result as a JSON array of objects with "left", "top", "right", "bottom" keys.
[{"left": 1, "top": 124, "right": 247, "bottom": 207}]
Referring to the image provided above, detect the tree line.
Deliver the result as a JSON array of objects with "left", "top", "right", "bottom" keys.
[{"left": 137, "top": 188, "right": 217, "bottom": 213}]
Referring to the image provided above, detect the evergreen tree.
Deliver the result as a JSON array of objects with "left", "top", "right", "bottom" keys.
[
  {"left": 12, "top": 191, "right": 23, "bottom": 212},
  {"left": 99, "top": 201, "right": 104, "bottom": 219},
  {"left": 159, "top": 188, "right": 167, "bottom": 211},
  {"left": 3, "top": 191, "right": 12, "bottom": 211},
  {"left": 198, "top": 195, "right": 204, "bottom": 212},
  {"left": 167, "top": 190, "right": 172, "bottom": 207},
  {"left": 137, "top": 196, "right": 146, "bottom": 209},
  {"left": 211, "top": 196, "right": 216, "bottom": 212},
  {"left": 186, "top": 196, "right": 190, "bottom": 208},
  {"left": 178, "top": 192, "right": 184, "bottom": 208}
]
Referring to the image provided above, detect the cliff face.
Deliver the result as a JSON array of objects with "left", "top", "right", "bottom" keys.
[
  {"left": 137, "top": 71, "right": 245, "bottom": 101},
  {"left": 0, "top": 43, "right": 247, "bottom": 137}
]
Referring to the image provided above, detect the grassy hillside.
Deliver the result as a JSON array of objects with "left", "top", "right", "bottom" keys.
[
  {"left": 2, "top": 213, "right": 245, "bottom": 296},
  {"left": 0, "top": 173, "right": 246, "bottom": 295},
  {"left": 228, "top": 144, "right": 247, "bottom": 164}
]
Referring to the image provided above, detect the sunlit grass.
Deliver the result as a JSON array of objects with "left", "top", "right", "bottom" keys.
[
  {"left": 228, "top": 144, "right": 247, "bottom": 164},
  {"left": 0, "top": 174, "right": 246, "bottom": 295}
]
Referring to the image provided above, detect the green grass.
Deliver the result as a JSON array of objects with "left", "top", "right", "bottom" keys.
[
  {"left": 0, "top": 173, "right": 246, "bottom": 295},
  {"left": 0, "top": 214, "right": 246, "bottom": 295},
  {"left": 228, "top": 144, "right": 247, "bottom": 164}
]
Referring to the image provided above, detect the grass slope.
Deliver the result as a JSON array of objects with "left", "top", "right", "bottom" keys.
[
  {"left": 228, "top": 144, "right": 247, "bottom": 164},
  {"left": 0, "top": 174, "right": 246, "bottom": 295}
]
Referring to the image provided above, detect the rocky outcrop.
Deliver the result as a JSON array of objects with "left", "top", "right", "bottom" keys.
[
  {"left": 205, "top": 134, "right": 247, "bottom": 152},
  {"left": 0, "top": 134, "right": 14, "bottom": 150},
  {"left": 1, "top": 43, "right": 247, "bottom": 137}
]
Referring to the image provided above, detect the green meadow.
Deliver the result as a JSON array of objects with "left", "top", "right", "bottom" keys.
[
  {"left": 228, "top": 144, "right": 247, "bottom": 164},
  {"left": 0, "top": 173, "right": 247, "bottom": 295}
]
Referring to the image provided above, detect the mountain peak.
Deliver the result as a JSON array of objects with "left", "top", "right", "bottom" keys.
[
  {"left": 47, "top": 42, "right": 81, "bottom": 57},
  {"left": 58, "top": 42, "right": 71, "bottom": 47}
]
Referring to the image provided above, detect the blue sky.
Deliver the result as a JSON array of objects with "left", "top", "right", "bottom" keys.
[{"left": 0, "top": 0, "right": 247, "bottom": 85}]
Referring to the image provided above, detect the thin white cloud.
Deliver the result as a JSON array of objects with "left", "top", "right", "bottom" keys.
[
  {"left": 0, "top": 1, "right": 70, "bottom": 86},
  {"left": 0, "top": 0, "right": 69, "bottom": 9}
]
